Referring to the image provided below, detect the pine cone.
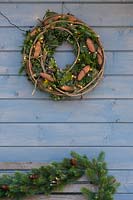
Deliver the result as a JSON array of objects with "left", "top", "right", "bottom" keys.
[
  {"left": 70, "top": 158, "right": 77, "bottom": 166},
  {"left": 34, "top": 41, "right": 41, "bottom": 58},
  {"left": 1, "top": 185, "right": 9, "bottom": 191},
  {"left": 86, "top": 38, "right": 95, "bottom": 53},
  {"left": 29, "top": 174, "right": 39, "bottom": 180},
  {"left": 77, "top": 65, "right": 91, "bottom": 81}
]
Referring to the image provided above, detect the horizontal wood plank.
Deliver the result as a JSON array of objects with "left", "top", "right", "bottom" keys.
[
  {"left": 0, "top": 162, "right": 47, "bottom": 170},
  {"left": 0, "top": 123, "right": 133, "bottom": 146},
  {"left": 0, "top": 169, "right": 132, "bottom": 191},
  {"left": 0, "top": 3, "right": 133, "bottom": 26},
  {"left": 23, "top": 194, "right": 133, "bottom": 200},
  {"left": 4, "top": 195, "right": 86, "bottom": 200},
  {"left": 64, "top": 3, "right": 133, "bottom": 26},
  {"left": 0, "top": 170, "right": 133, "bottom": 194},
  {"left": 0, "top": 147, "right": 133, "bottom": 169},
  {"left": 0, "top": 27, "right": 133, "bottom": 51},
  {"left": 0, "top": 168, "right": 132, "bottom": 192},
  {"left": 0, "top": 3, "right": 61, "bottom": 27},
  {"left": 0, "top": 0, "right": 133, "bottom": 2},
  {"left": 3, "top": 194, "right": 133, "bottom": 200},
  {"left": 0, "top": 100, "right": 133, "bottom": 122},
  {"left": 0, "top": 76, "right": 133, "bottom": 99},
  {"left": 1, "top": 52, "right": 133, "bottom": 75},
  {"left": 0, "top": 0, "right": 132, "bottom": 2}
]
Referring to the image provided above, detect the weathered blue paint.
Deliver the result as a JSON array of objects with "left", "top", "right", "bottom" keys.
[
  {"left": 0, "top": 28, "right": 133, "bottom": 50},
  {"left": 1, "top": 76, "right": 133, "bottom": 98},
  {"left": 1, "top": 52, "right": 133, "bottom": 75},
  {"left": 0, "top": 1, "right": 133, "bottom": 199}
]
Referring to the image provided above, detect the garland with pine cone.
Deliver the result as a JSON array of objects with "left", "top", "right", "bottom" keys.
[
  {"left": 0, "top": 152, "right": 119, "bottom": 200},
  {"left": 20, "top": 10, "right": 105, "bottom": 100}
]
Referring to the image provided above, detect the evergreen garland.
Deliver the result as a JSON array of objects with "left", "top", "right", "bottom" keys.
[
  {"left": 20, "top": 10, "right": 105, "bottom": 100},
  {"left": 0, "top": 152, "right": 120, "bottom": 200}
]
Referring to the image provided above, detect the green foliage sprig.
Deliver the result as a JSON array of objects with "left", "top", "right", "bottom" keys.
[
  {"left": 20, "top": 10, "right": 105, "bottom": 100},
  {"left": 0, "top": 152, "right": 120, "bottom": 200}
]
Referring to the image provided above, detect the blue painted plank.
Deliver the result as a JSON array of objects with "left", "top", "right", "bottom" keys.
[
  {"left": 96, "top": 27, "right": 133, "bottom": 51},
  {"left": 0, "top": 147, "right": 132, "bottom": 169},
  {"left": 0, "top": 0, "right": 132, "bottom": 2},
  {"left": 0, "top": 3, "right": 61, "bottom": 27},
  {"left": 0, "top": 76, "right": 133, "bottom": 99},
  {"left": 64, "top": 3, "right": 133, "bottom": 26},
  {"left": 0, "top": 123, "right": 133, "bottom": 146},
  {"left": 0, "top": 100, "right": 132, "bottom": 122},
  {"left": 111, "top": 170, "right": 133, "bottom": 193},
  {"left": 0, "top": 193, "right": 132, "bottom": 200},
  {"left": 0, "top": 3, "right": 133, "bottom": 26},
  {"left": 0, "top": 52, "right": 133, "bottom": 75},
  {"left": 105, "top": 52, "right": 133, "bottom": 75},
  {"left": 0, "top": 27, "right": 132, "bottom": 51},
  {"left": 0, "top": 52, "right": 21, "bottom": 75}
]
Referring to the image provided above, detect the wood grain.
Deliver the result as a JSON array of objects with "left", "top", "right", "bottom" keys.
[
  {"left": 0, "top": 0, "right": 132, "bottom": 2},
  {"left": 0, "top": 147, "right": 133, "bottom": 169},
  {"left": 0, "top": 76, "right": 133, "bottom": 98},
  {"left": 3, "top": 194, "right": 133, "bottom": 200},
  {"left": 0, "top": 3, "right": 61, "bottom": 27},
  {"left": 0, "top": 100, "right": 133, "bottom": 122},
  {"left": 1, "top": 52, "right": 133, "bottom": 75},
  {"left": 0, "top": 123, "right": 133, "bottom": 146},
  {"left": 0, "top": 3, "right": 132, "bottom": 26},
  {"left": 64, "top": 3, "right": 133, "bottom": 26},
  {"left": 0, "top": 27, "right": 133, "bottom": 51}
]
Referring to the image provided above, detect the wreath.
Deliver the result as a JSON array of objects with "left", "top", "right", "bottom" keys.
[
  {"left": 0, "top": 152, "right": 119, "bottom": 199},
  {"left": 21, "top": 10, "right": 105, "bottom": 100}
]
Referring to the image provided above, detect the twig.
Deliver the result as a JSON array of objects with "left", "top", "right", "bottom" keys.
[{"left": 0, "top": 10, "right": 26, "bottom": 32}]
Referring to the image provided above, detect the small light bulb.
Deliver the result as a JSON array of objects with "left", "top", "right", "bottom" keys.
[
  {"left": 48, "top": 86, "right": 52, "bottom": 90},
  {"left": 72, "top": 75, "right": 76, "bottom": 79},
  {"left": 23, "top": 55, "right": 27, "bottom": 61},
  {"left": 40, "top": 36, "right": 43, "bottom": 40},
  {"left": 52, "top": 180, "right": 56, "bottom": 183}
]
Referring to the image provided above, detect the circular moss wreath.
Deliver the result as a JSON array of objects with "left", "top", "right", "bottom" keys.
[
  {"left": 0, "top": 152, "right": 119, "bottom": 199},
  {"left": 21, "top": 10, "right": 105, "bottom": 100}
]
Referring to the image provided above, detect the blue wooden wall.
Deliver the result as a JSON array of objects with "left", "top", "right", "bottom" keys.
[{"left": 0, "top": 0, "right": 133, "bottom": 199}]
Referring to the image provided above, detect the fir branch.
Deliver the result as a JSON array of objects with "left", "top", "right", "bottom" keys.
[
  {"left": 81, "top": 152, "right": 120, "bottom": 200},
  {"left": 0, "top": 152, "right": 120, "bottom": 200}
]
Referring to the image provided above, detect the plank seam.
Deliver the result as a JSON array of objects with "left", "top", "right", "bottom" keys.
[
  {"left": 0, "top": 98, "right": 133, "bottom": 100},
  {"left": 0, "top": 26, "right": 133, "bottom": 28},
  {"left": 0, "top": 122, "right": 132, "bottom": 124},
  {"left": 1, "top": 74, "right": 133, "bottom": 76},
  {"left": 0, "top": 146, "right": 133, "bottom": 147},
  {"left": 0, "top": 1, "right": 133, "bottom": 4},
  {"left": 0, "top": 145, "right": 133, "bottom": 147},
  {"left": 1, "top": 50, "right": 133, "bottom": 53}
]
